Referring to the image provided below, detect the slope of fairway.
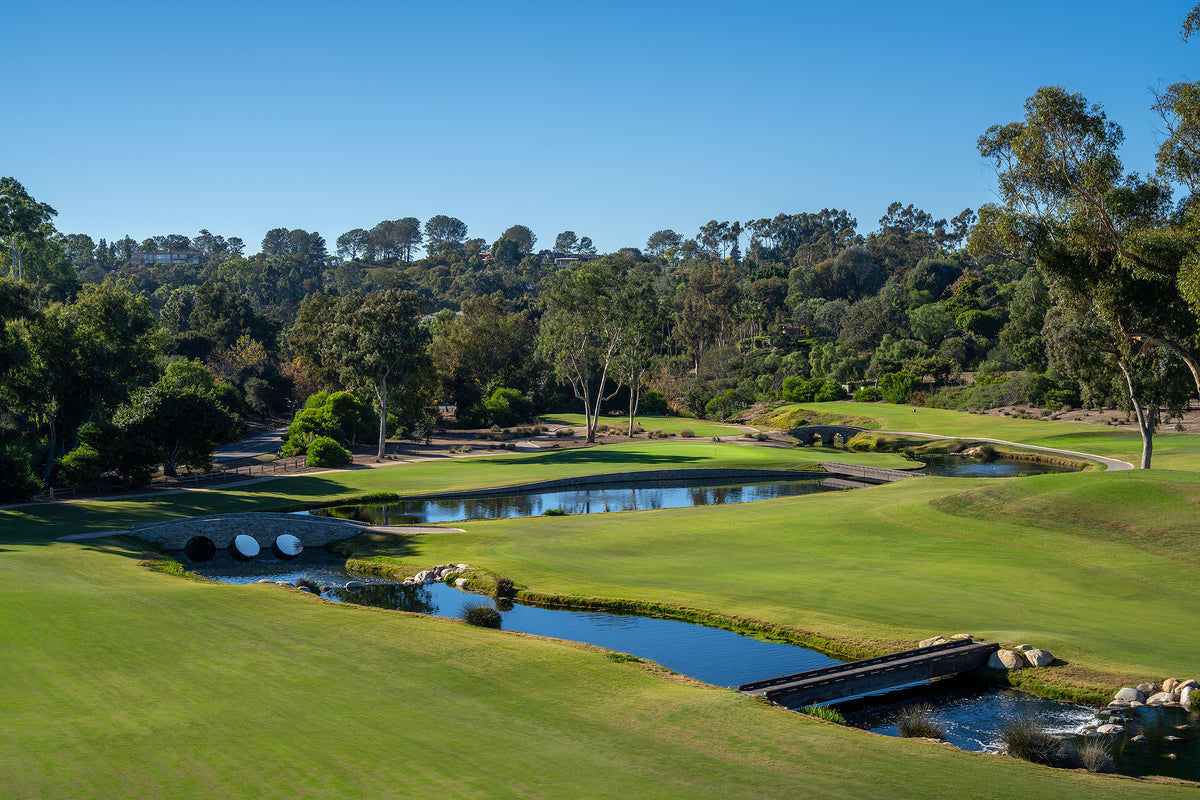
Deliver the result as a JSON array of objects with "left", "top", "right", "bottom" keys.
[
  {"left": 345, "top": 470, "right": 1200, "bottom": 684},
  {"left": 760, "top": 402, "right": 1200, "bottom": 470},
  {"left": 0, "top": 441, "right": 912, "bottom": 543},
  {"left": 1, "top": 539, "right": 1192, "bottom": 799}
]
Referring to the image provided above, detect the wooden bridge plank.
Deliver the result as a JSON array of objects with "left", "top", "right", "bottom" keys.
[{"left": 739, "top": 640, "right": 999, "bottom": 706}]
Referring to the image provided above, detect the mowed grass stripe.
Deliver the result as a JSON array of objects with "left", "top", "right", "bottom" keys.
[{"left": 0, "top": 541, "right": 1191, "bottom": 799}]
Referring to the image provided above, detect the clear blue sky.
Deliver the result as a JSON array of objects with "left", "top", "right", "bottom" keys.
[{"left": 5, "top": 1, "right": 1199, "bottom": 255}]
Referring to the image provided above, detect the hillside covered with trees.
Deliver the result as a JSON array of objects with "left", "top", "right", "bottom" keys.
[{"left": 6, "top": 39, "right": 1200, "bottom": 497}]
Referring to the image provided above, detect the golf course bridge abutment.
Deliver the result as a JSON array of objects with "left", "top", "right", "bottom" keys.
[
  {"left": 131, "top": 513, "right": 365, "bottom": 560},
  {"left": 738, "top": 639, "right": 1000, "bottom": 707}
]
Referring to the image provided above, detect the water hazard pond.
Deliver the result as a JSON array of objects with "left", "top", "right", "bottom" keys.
[
  {"left": 307, "top": 475, "right": 838, "bottom": 525},
  {"left": 305, "top": 455, "right": 1077, "bottom": 526}
]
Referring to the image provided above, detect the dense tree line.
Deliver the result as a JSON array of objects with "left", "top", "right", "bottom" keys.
[{"left": 5, "top": 9, "right": 1200, "bottom": 495}]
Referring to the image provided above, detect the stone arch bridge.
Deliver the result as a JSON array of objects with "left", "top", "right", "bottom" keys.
[
  {"left": 132, "top": 513, "right": 364, "bottom": 556},
  {"left": 789, "top": 425, "right": 865, "bottom": 445}
]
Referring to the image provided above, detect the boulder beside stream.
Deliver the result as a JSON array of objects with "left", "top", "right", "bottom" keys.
[{"left": 987, "top": 650, "right": 1025, "bottom": 670}]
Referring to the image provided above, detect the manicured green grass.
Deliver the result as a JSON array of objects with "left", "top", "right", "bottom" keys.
[
  {"left": 542, "top": 412, "right": 745, "bottom": 438},
  {"left": 0, "top": 441, "right": 912, "bottom": 543},
  {"left": 6, "top": 426, "right": 1200, "bottom": 796},
  {"left": 346, "top": 469, "right": 1200, "bottom": 688},
  {"left": 1, "top": 538, "right": 1191, "bottom": 798}
]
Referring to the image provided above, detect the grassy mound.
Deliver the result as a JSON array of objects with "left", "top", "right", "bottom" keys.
[
  {"left": 934, "top": 470, "right": 1200, "bottom": 566},
  {"left": 750, "top": 404, "right": 882, "bottom": 432}
]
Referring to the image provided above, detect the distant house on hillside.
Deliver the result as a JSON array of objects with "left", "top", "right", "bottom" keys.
[
  {"left": 130, "top": 249, "right": 209, "bottom": 266},
  {"left": 543, "top": 250, "right": 600, "bottom": 266}
]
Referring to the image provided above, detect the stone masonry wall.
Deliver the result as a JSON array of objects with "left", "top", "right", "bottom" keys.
[{"left": 132, "top": 513, "right": 364, "bottom": 551}]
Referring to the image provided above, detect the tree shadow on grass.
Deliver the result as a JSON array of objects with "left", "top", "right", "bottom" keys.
[
  {"left": 469, "top": 448, "right": 712, "bottom": 468},
  {"left": 0, "top": 475, "right": 358, "bottom": 548}
]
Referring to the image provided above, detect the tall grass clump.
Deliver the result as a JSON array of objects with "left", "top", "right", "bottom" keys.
[
  {"left": 1071, "top": 737, "right": 1115, "bottom": 773},
  {"left": 494, "top": 576, "right": 515, "bottom": 600},
  {"left": 459, "top": 601, "right": 502, "bottom": 629},
  {"left": 1000, "top": 715, "right": 1069, "bottom": 766},
  {"left": 799, "top": 705, "right": 846, "bottom": 724},
  {"left": 894, "top": 703, "right": 944, "bottom": 739}
]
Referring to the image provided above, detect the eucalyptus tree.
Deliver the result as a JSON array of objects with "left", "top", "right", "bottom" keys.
[
  {"left": 538, "top": 255, "right": 650, "bottom": 442},
  {"left": 970, "top": 86, "right": 1200, "bottom": 398},
  {"left": 291, "top": 290, "right": 430, "bottom": 460},
  {"left": 1044, "top": 296, "right": 1192, "bottom": 468},
  {"left": 0, "top": 177, "right": 56, "bottom": 283}
]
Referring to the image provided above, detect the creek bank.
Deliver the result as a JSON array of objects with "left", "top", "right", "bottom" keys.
[
  {"left": 343, "top": 556, "right": 873, "bottom": 661},
  {"left": 1109, "top": 678, "right": 1199, "bottom": 711}
]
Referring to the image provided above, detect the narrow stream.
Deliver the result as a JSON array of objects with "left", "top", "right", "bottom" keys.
[{"left": 186, "top": 552, "right": 1200, "bottom": 781}]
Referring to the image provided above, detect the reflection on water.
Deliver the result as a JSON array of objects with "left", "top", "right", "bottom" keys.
[
  {"left": 193, "top": 558, "right": 840, "bottom": 687},
  {"left": 917, "top": 454, "right": 1079, "bottom": 478},
  {"left": 311, "top": 478, "right": 834, "bottom": 525},
  {"left": 325, "top": 582, "right": 437, "bottom": 615},
  {"left": 1100, "top": 705, "right": 1200, "bottom": 781}
]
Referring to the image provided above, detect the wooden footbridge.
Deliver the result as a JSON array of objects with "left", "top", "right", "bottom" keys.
[{"left": 738, "top": 639, "right": 999, "bottom": 707}]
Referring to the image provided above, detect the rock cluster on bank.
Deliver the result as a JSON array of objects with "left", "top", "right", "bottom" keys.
[
  {"left": 404, "top": 563, "right": 472, "bottom": 589},
  {"left": 1109, "top": 678, "right": 1198, "bottom": 711},
  {"left": 917, "top": 635, "right": 1056, "bottom": 670}
]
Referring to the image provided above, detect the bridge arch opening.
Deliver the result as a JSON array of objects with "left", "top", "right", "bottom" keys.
[
  {"left": 229, "top": 534, "right": 260, "bottom": 562},
  {"left": 183, "top": 536, "right": 216, "bottom": 563},
  {"left": 272, "top": 534, "right": 303, "bottom": 560}
]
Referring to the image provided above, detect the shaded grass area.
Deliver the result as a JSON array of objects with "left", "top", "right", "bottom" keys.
[
  {"left": 343, "top": 471, "right": 1200, "bottom": 690},
  {"left": 1, "top": 540, "right": 1192, "bottom": 799},
  {"left": 542, "top": 413, "right": 745, "bottom": 437}
]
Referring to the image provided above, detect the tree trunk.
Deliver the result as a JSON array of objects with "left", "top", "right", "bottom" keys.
[
  {"left": 42, "top": 418, "right": 57, "bottom": 484},
  {"left": 628, "top": 373, "right": 641, "bottom": 436},
  {"left": 1118, "top": 361, "right": 1153, "bottom": 469},
  {"left": 377, "top": 374, "right": 389, "bottom": 461}
]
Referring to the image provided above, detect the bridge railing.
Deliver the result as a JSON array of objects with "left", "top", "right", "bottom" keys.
[
  {"left": 819, "top": 461, "right": 925, "bottom": 481},
  {"left": 738, "top": 638, "right": 979, "bottom": 693}
]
